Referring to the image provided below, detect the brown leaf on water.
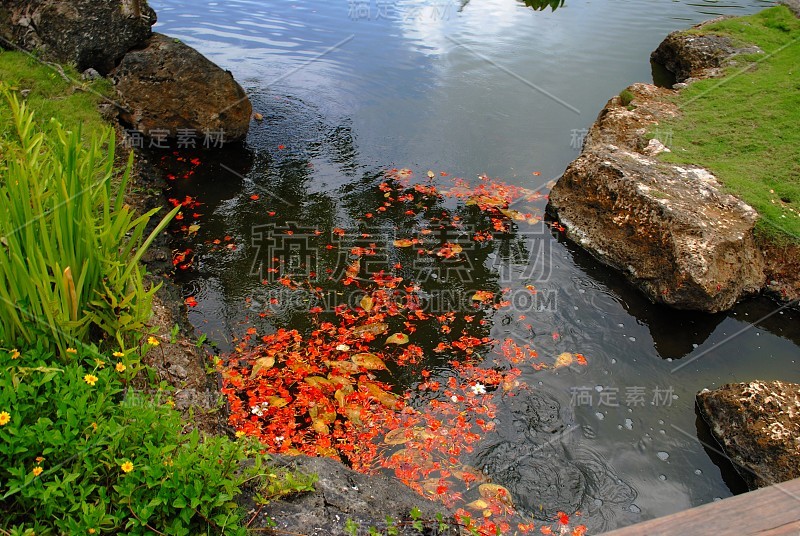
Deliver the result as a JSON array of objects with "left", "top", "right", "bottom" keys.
[
  {"left": 250, "top": 356, "right": 275, "bottom": 378},
  {"left": 351, "top": 352, "right": 387, "bottom": 370},
  {"left": 384, "top": 428, "right": 414, "bottom": 445},
  {"left": 360, "top": 295, "right": 374, "bottom": 312},
  {"left": 351, "top": 322, "right": 389, "bottom": 338},
  {"left": 479, "top": 483, "right": 513, "bottom": 506},
  {"left": 554, "top": 352, "right": 574, "bottom": 369},
  {"left": 266, "top": 396, "right": 289, "bottom": 408},
  {"left": 385, "top": 333, "right": 410, "bottom": 345},
  {"left": 359, "top": 378, "right": 399, "bottom": 408},
  {"left": 304, "top": 376, "right": 334, "bottom": 390}
]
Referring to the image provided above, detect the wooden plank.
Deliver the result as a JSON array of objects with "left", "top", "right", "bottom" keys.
[{"left": 601, "top": 477, "right": 800, "bottom": 536}]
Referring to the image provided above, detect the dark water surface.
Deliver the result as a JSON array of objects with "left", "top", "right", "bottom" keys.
[{"left": 150, "top": 0, "right": 798, "bottom": 532}]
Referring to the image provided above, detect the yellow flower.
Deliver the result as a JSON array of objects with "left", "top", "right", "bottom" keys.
[
  {"left": 32, "top": 466, "right": 43, "bottom": 476},
  {"left": 120, "top": 461, "right": 134, "bottom": 473},
  {"left": 0, "top": 411, "right": 10, "bottom": 426},
  {"left": 147, "top": 336, "right": 160, "bottom": 346},
  {"left": 166, "top": 399, "right": 175, "bottom": 408},
  {"left": 83, "top": 374, "right": 98, "bottom": 386},
  {"left": 94, "top": 358, "right": 105, "bottom": 368},
  {"left": 113, "top": 351, "right": 125, "bottom": 358},
  {"left": 66, "top": 348, "right": 78, "bottom": 354},
  {"left": 91, "top": 422, "right": 98, "bottom": 431},
  {"left": 35, "top": 456, "right": 44, "bottom": 463},
  {"left": 10, "top": 349, "right": 20, "bottom": 360},
  {"left": 235, "top": 430, "right": 245, "bottom": 438},
  {"left": 115, "top": 362, "right": 126, "bottom": 373},
  {"left": 89, "top": 529, "right": 96, "bottom": 534}
]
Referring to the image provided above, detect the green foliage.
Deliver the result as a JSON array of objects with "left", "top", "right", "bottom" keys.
[
  {"left": 0, "top": 345, "right": 253, "bottom": 534},
  {"left": 657, "top": 6, "right": 800, "bottom": 243},
  {"left": 0, "top": 90, "right": 179, "bottom": 355},
  {"left": 256, "top": 466, "right": 317, "bottom": 504},
  {"left": 618, "top": 89, "right": 635, "bottom": 107}
]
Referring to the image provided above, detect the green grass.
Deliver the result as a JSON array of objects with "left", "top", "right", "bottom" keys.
[
  {"left": 655, "top": 6, "right": 800, "bottom": 243},
  {"left": 0, "top": 49, "right": 113, "bottom": 141}
]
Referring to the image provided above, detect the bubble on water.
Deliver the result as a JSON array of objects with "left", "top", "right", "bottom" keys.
[
  {"left": 694, "top": 469, "right": 703, "bottom": 475},
  {"left": 629, "top": 337, "right": 636, "bottom": 342},
  {"left": 659, "top": 474, "right": 667, "bottom": 481},
  {"left": 595, "top": 385, "right": 603, "bottom": 392},
  {"left": 659, "top": 429, "right": 666, "bottom": 435},
  {"left": 618, "top": 323, "right": 624, "bottom": 328},
  {"left": 629, "top": 504, "right": 641, "bottom": 514},
  {"left": 713, "top": 497, "right": 722, "bottom": 502},
  {"left": 657, "top": 451, "right": 669, "bottom": 461},
  {"left": 658, "top": 419, "right": 665, "bottom": 425},
  {"left": 666, "top": 358, "right": 672, "bottom": 362},
  {"left": 595, "top": 412, "right": 605, "bottom": 420},
  {"left": 594, "top": 498, "right": 604, "bottom": 507},
  {"left": 624, "top": 419, "right": 633, "bottom": 430},
  {"left": 693, "top": 343, "right": 698, "bottom": 348},
  {"left": 611, "top": 358, "right": 617, "bottom": 364}
]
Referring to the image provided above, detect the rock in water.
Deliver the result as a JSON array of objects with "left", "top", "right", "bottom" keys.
[
  {"left": 0, "top": 0, "right": 156, "bottom": 74},
  {"left": 112, "top": 33, "right": 252, "bottom": 143},
  {"left": 548, "top": 83, "right": 764, "bottom": 312},
  {"left": 697, "top": 381, "right": 800, "bottom": 490}
]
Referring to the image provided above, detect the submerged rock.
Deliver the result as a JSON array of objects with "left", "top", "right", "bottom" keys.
[
  {"left": 697, "top": 381, "right": 800, "bottom": 490},
  {"left": 0, "top": 0, "right": 156, "bottom": 75},
  {"left": 112, "top": 33, "right": 252, "bottom": 143},
  {"left": 548, "top": 83, "right": 764, "bottom": 312},
  {"left": 239, "top": 455, "right": 456, "bottom": 535}
]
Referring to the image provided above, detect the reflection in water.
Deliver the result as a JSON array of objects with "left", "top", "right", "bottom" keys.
[
  {"left": 521, "top": 0, "right": 566, "bottom": 11},
  {"left": 473, "top": 390, "right": 639, "bottom": 533}
]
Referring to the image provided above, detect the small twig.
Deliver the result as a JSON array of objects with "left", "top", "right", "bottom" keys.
[
  {"left": 127, "top": 504, "right": 167, "bottom": 535},
  {"left": 44, "top": 61, "right": 72, "bottom": 83}
]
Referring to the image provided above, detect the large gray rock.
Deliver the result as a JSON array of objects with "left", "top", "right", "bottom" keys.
[
  {"left": 239, "top": 455, "right": 456, "bottom": 535},
  {"left": 651, "top": 19, "right": 763, "bottom": 83},
  {"left": 0, "top": 0, "right": 156, "bottom": 75},
  {"left": 112, "top": 33, "right": 252, "bottom": 142},
  {"left": 548, "top": 83, "right": 765, "bottom": 312},
  {"left": 697, "top": 381, "right": 800, "bottom": 490}
]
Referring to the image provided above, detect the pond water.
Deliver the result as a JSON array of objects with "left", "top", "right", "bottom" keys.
[{"left": 149, "top": 0, "right": 798, "bottom": 532}]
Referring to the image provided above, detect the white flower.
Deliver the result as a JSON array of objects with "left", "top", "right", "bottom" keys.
[
  {"left": 275, "top": 436, "right": 284, "bottom": 443},
  {"left": 450, "top": 395, "right": 458, "bottom": 403},
  {"left": 335, "top": 344, "right": 351, "bottom": 352},
  {"left": 470, "top": 383, "right": 487, "bottom": 395}
]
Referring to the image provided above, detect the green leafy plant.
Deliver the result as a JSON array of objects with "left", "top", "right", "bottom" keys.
[
  {"left": 0, "top": 90, "right": 179, "bottom": 355},
  {"left": 0, "top": 345, "right": 255, "bottom": 534}
]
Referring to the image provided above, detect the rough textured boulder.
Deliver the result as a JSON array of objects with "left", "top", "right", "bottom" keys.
[
  {"left": 239, "top": 455, "right": 456, "bottom": 535},
  {"left": 548, "top": 83, "right": 765, "bottom": 312},
  {"left": 651, "top": 19, "right": 763, "bottom": 83},
  {"left": 112, "top": 33, "right": 252, "bottom": 142},
  {"left": 697, "top": 381, "right": 800, "bottom": 490},
  {"left": 0, "top": 0, "right": 156, "bottom": 75}
]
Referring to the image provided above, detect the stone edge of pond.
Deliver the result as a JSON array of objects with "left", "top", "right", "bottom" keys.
[
  {"left": 546, "top": 6, "right": 800, "bottom": 313},
  {"left": 696, "top": 380, "right": 800, "bottom": 491}
]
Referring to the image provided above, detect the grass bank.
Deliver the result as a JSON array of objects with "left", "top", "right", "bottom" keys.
[
  {"left": 0, "top": 50, "right": 112, "bottom": 138},
  {"left": 656, "top": 6, "right": 800, "bottom": 244}
]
